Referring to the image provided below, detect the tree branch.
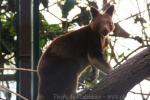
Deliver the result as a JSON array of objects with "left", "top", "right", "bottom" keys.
[{"left": 77, "top": 47, "right": 150, "bottom": 100}]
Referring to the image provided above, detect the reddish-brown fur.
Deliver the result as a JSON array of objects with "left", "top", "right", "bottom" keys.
[{"left": 37, "top": 6, "right": 115, "bottom": 100}]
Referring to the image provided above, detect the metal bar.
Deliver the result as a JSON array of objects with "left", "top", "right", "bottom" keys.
[
  {"left": 16, "top": 0, "right": 19, "bottom": 99},
  {"left": 31, "top": 0, "right": 40, "bottom": 99},
  {"left": 17, "top": 0, "right": 32, "bottom": 99}
]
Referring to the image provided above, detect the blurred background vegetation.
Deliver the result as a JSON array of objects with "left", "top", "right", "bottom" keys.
[{"left": 0, "top": 0, "right": 150, "bottom": 100}]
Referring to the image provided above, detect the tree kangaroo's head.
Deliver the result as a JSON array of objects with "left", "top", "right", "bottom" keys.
[{"left": 90, "top": 5, "right": 115, "bottom": 36}]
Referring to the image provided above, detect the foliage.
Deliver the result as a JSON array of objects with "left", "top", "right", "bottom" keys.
[
  {"left": 0, "top": 0, "right": 150, "bottom": 99},
  {"left": 39, "top": 13, "right": 62, "bottom": 47},
  {"left": 40, "top": 0, "right": 49, "bottom": 8},
  {"left": 0, "top": 0, "right": 17, "bottom": 69},
  {"left": 60, "top": 0, "right": 76, "bottom": 18}
]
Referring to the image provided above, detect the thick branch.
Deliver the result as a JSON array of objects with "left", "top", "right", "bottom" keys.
[{"left": 77, "top": 47, "right": 150, "bottom": 100}]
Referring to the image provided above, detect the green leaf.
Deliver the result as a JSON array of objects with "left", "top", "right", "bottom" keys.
[
  {"left": 71, "top": 7, "right": 90, "bottom": 26},
  {"left": 62, "top": 0, "right": 76, "bottom": 18},
  {"left": 39, "top": 38, "right": 46, "bottom": 48},
  {"left": 40, "top": 0, "right": 49, "bottom": 8},
  {"left": 118, "top": 53, "right": 125, "bottom": 59}
]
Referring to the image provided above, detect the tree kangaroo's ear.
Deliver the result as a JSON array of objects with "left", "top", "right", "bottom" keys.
[
  {"left": 90, "top": 7, "right": 100, "bottom": 18},
  {"left": 105, "top": 5, "right": 114, "bottom": 17}
]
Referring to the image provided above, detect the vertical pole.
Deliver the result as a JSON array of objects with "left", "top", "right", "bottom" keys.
[
  {"left": 17, "top": 0, "right": 32, "bottom": 99},
  {"left": 16, "top": 0, "right": 19, "bottom": 99},
  {"left": 31, "top": 0, "right": 40, "bottom": 99}
]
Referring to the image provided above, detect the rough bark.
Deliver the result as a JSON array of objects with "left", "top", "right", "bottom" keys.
[{"left": 77, "top": 47, "right": 150, "bottom": 100}]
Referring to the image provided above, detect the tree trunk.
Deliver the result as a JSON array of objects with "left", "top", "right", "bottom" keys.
[{"left": 77, "top": 47, "right": 150, "bottom": 100}]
